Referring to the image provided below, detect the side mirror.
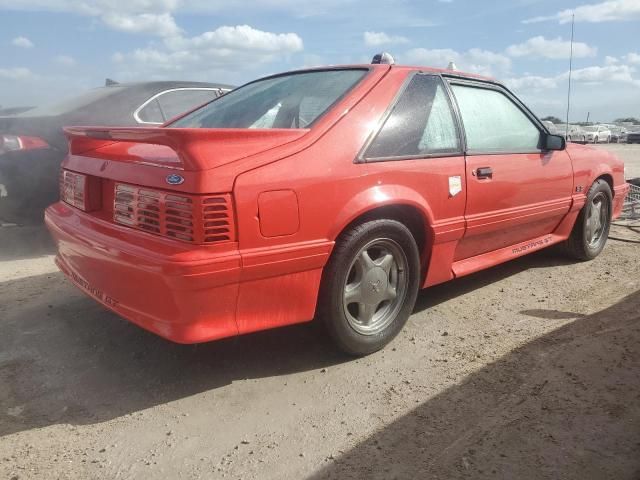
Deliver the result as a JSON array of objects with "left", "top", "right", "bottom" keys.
[{"left": 544, "top": 133, "right": 566, "bottom": 151}]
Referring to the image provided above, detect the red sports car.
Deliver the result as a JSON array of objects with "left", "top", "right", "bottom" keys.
[{"left": 45, "top": 60, "right": 629, "bottom": 355}]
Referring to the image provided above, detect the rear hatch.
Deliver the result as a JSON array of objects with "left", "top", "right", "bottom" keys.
[{"left": 59, "top": 126, "right": 308, "bottom": 245}]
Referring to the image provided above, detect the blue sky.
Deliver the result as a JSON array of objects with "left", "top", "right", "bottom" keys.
[{"left": 1, "top": 0, "right": 639, "bottom": 121}]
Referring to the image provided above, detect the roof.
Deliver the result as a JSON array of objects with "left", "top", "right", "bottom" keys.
[
  {"left": 280, "top": 63, "right": 497, "bottom": 84},
  {"left": 104, "top": 80, "right": 235, "bottom": 90}
]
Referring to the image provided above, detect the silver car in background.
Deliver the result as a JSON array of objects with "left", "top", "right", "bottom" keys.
[
  {"left": 556, "top": 124, "right": 587, "bottom": 143},
  {"left": 583, "top": 125, "right": 612, "bottom": 143}
]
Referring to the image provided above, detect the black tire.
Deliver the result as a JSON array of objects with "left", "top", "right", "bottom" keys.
[
  {"left": 318, "top": 219, "right": 421, "bottom": 356},
  {"left": 565, "top": 179, "right": 612, "bottom": 261}
]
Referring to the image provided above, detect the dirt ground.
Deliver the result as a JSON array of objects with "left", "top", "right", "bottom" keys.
[{"left": 0, "top": 145, "right": 639, "bottom": 479}]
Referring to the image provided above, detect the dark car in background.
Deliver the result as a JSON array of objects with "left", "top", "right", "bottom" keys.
[
  {"left": 625, "top": 128, "right": 640, "bottom": 144},
  {"left": 0, "top": 80, "right": 233, "bottom": 223}
]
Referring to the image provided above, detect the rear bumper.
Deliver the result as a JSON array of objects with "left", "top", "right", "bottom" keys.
[
  {"left": 45, "top": 202, "right": 242, "bottom": 343},
  {"left": 45, "top": 202, "right": 330, "bottom": 343}
]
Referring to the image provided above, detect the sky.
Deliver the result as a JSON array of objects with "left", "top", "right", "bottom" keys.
[{"left": 0, "top": 0, "right": 639, "bottom": 122}]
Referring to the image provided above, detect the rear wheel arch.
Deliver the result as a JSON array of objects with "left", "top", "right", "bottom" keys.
[{"left": 336, "top": 203, "right": 430, "bottom": 258}]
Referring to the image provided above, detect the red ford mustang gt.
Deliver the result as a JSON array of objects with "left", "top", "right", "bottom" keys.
[{"left": 45, "top": 60, "right": 629, "bottom": 355}]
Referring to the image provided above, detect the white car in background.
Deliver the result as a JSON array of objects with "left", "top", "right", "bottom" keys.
[{"left": 583, "top": 125, "right": 612, "bottom": 143}]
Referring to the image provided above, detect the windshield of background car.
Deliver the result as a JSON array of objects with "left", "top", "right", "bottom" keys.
[
  {"left": 16, "top": 87, "right": 124, "bottom": 117},
  {"left": 584, "top": 126, "right": 597, "bottom": 132},
  {"left": 170, "top": 69, "right": 368, "bottom": 129}
]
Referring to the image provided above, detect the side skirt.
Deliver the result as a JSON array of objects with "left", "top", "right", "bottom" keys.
[{"left": 451, "top": 233, "right": 566, "bottom": 279}]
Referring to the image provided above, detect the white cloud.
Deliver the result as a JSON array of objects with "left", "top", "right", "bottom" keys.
[
  {"left": 505, "top": 63, "right": 640, "bottom": 95},
  {"left": 11, "top": 36, "right": 34, "bottom": 48},
  {"left": 102, "top": 12, "right": 180, "bottom": 36},
  {"left": 605, "top": 55, "right": 619, "bottom": 65},
  {"left": 506, "top": 36, "right": 597, "bottom": 59},
  {"left": 625, "top": 52, "right": 640, "bottom": 64},
  {"left": 403, "top": 47, "right": 511, "bottom": 76},
  {"left": 0, "top": 67, "right": 33, "bottom": 79},
  {"left": 113, "top": 24, "right": 303, "bottom": 78},
  {"left": 564, "top": 64, "right": 639, "bottom": 85},
  {"left": 523, "top": 0, "right": 640, "bottom": 24},
  {"left": 504, "top": 75, "right": 560, "bottom": 91},
  {"left": 363, "top": 31, "right": 409, "bottom": 47},
  {"left": 54, "top": 55, "right": 76, "bottom": 66},
  {"left": 165, "top": 24, "right": 303, "bottom": 52}
]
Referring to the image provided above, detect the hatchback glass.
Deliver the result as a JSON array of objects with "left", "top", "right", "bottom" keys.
[{"left": 171, "top": 69, "right": 367, "bottom": 129}]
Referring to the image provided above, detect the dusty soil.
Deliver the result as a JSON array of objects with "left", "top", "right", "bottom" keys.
[{"left": 0, "top": 145, "right": 639, "bottom": 479}]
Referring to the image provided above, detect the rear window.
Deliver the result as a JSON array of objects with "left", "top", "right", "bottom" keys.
[{"left": 171, "top": 69, "right": 367, "bottom": 129}]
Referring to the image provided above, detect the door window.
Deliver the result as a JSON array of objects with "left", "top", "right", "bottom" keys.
[
  {"left": 364, "top": 74, "right": 460, "bottom": 160},
  {"left": 451, "top": 84, "right": 541, "bottom": 153}
]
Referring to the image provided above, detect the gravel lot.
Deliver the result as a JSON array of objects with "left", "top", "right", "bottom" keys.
[{"left": 1, "top": 144, "right": 639, "bottom": 479}]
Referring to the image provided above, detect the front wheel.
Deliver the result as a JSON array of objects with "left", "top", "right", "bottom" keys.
[
  {"left": 318, "top": 219, "right": 421, "bottom": 356},
  {"left": 565, "top": 179, "right": 612, "bottom": 261}
]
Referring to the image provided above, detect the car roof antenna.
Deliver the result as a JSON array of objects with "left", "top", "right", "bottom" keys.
[
  {"left": 371, "top": 52, "right": 395, "bottom": 65},
  {"left": 447, "top": 61, "right": 458, "bottom": 71},
  {"left": 565, "top": 13, "right": 575, "bottom": 138}
]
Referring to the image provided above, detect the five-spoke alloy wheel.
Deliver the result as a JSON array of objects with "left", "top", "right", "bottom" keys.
[
  {"left": 319, "top": 219, "right": 421, "bottom": 355},
  {"left": 566, "top": 179, "right": 612, "bottom": 260}
]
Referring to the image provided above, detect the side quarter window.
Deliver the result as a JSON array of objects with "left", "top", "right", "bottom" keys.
[
  {"left": 363, "top": 74, "right": 460, "bottom": 160},
  {"left": 450, "top": 84, "right": 541, "bottom": 153}
]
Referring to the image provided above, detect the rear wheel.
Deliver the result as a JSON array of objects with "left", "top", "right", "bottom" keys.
[
  {"left": 318, "top": 219, "right": 421, "bottom": 356},
  {"left": 565, "top": 179, "right": 612, "bottom": 261}
]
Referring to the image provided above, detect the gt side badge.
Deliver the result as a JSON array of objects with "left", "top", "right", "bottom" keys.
[{"left": 449, "top": 176, "right": 462, "bottom": 197}]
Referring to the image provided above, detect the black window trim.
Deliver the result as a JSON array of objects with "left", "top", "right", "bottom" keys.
[
  {"left": 356, "top": 71, "right": 465, "bottom": 163},
  {"left": 444, "top": 76, "right": 547, "bottom": 156}
]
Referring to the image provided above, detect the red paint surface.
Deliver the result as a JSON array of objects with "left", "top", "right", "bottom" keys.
[{"left": 45, "top": 64, "right": 628, "bottom": 344}]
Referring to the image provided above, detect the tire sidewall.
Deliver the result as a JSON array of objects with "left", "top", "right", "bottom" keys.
[
  {"left": 580, "top": 180, "right": 612, "bottom": 259},
  {"left": 322, "top": 220, "right": 421, "bottom": 355}
]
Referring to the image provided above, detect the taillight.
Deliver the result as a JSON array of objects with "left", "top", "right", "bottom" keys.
[
  {"left": 113, "top": 183, "right": 235, "bottom": 244},
  {"left": 0, "top": 134, "right": 48, "bottom": 154},
  {"left": 59, "top": 170, "right": 101, "bottom": 212}
]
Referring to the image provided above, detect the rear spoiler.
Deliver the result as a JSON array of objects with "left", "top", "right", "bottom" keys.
[{"left": 64, "top": 126, "right": 308, "bottom": 171}]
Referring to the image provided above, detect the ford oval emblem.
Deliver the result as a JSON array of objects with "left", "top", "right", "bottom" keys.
[{"left": 166, "top": 173, "right": 185, "bottom": 185}]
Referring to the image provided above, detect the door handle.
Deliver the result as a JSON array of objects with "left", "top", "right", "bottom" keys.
[{"left": 475, "top": 167, "right": 493, "bottom": 179}]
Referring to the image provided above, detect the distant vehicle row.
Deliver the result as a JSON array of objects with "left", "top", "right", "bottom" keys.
[{"left": 542, "top": 121, "right": 639, "bottom": 144}]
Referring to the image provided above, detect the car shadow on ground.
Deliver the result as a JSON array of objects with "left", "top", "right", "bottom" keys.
[
  {"left": 413, "top": 247, "right": 575, "bottom": 314},
  {"left": 0, "top": 270, "right": 346, "bottom": 437},
  {"left": 309, "top": 290, "right": 640, "bottom": 480},
  {"left": 0, "top": 224, "right": 55, "bottom": 261},
  {"left": 0, "top": 246, "right": 587, "bottom": 444},
  {"left": 0, "top": 248, "right": 587, "bottom": 438}
]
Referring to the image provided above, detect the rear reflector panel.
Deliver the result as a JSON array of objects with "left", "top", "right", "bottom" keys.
[
  {"left": 60, "top": 170, "right": 102, "bottom": 212},
  {"left": 114, "top": 183, "right": 235, "bottom": 244}
]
